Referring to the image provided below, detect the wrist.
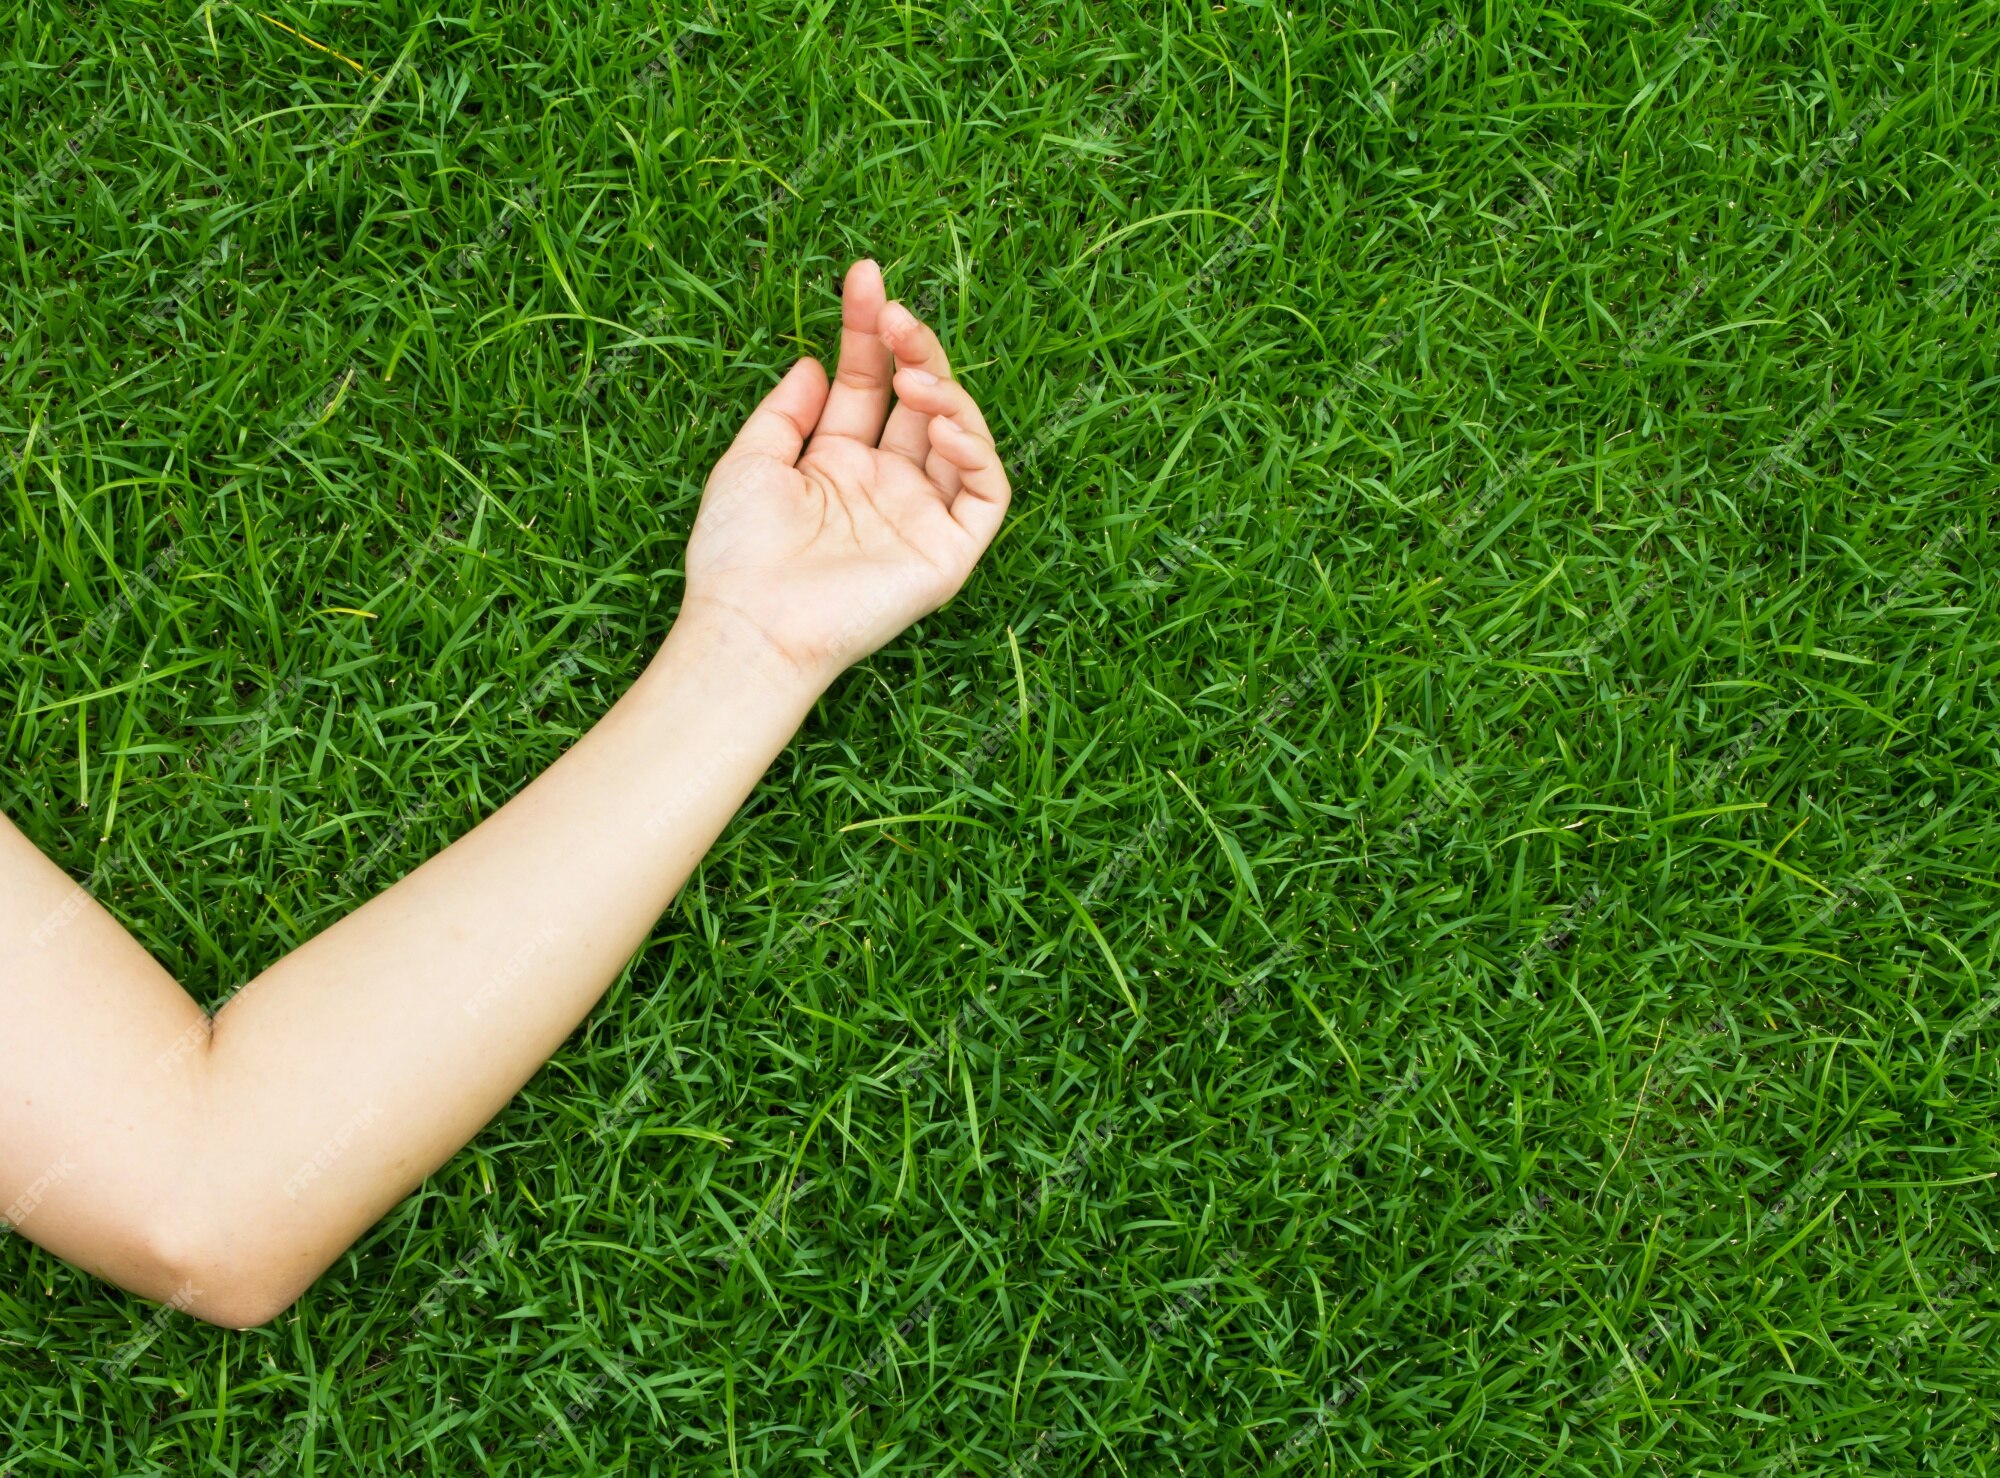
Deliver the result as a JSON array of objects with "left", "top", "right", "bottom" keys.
[{"left": 643, "top": 599, "right": 833, "bottom": 717}]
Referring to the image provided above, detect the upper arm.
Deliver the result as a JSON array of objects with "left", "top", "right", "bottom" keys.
[{"left": 0, "top": 810, "right": 215, "bottom": 1311}]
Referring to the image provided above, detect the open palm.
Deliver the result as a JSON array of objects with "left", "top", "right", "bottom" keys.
[{"left": 684, "top": 260, "right": 1013, "bottom": 688}]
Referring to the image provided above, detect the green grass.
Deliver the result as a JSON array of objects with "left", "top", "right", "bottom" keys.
[{"left": 4, "top": 0, "right": 2000, "bottom": 1471}]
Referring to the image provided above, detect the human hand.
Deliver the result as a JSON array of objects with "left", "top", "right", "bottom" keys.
[{"left": 679, "top": 259, "right": 1012, "bottom": 692}]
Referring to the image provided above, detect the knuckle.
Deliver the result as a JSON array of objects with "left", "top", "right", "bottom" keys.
[{"left": 837, "top": 359, "right": 889, "bottom": 390}]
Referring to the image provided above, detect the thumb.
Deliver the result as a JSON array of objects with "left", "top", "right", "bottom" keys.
[{"left": 722, "top": 357, "right": 830, "bottom": 465}]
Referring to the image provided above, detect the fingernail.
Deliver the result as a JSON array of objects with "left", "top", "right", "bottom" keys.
[{"left": 902, "top": 367, "right": 939, "bottom": 386}]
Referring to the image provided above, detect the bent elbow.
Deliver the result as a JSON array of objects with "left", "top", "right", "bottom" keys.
[
  {"left": 138, "top": 1213, "right": 306, "bottom": 1331},
  {"left": 185, "top": 1284, "right": 302, "bottom": 1331}
]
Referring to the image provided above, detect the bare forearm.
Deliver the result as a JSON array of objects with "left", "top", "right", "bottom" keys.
[{"left": 171, "top": 613, "right": 819, "bottom": 1321}]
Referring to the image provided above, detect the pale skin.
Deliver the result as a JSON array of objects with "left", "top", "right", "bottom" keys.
[{"left": 0, "top": 260, "right": 1011, "bottom": 1328}]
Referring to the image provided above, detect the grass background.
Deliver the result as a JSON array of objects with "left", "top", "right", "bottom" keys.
[{"left": 4, "top": 0, "right": 1999, "bottom": 1471}]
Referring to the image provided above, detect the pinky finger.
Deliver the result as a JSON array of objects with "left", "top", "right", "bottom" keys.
[{"left": 930, "top": 414, "right": 1012, "bottom": 550}]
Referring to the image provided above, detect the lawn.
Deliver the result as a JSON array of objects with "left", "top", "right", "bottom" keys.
[{"left": 3, "top": 0, "right": 1999, "bottom": 1472}]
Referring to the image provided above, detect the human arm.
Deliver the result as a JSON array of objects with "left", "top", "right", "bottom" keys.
[{"left": 0, "top": 260, "right": 1010, "bottom": 1327}]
